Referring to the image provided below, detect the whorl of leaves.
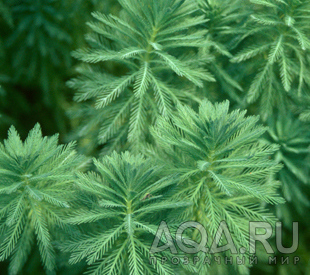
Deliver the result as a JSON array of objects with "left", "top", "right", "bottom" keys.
[
  {"left": 61, "top": 151, "right": 190, "bottom": 275},
  {"left": 69, "top": 0, "right": 215, "bottom": 153},
  {"left": 231, "top": 0, "right": 310, "bottom": 118},
  {"left": 0, "top": 124, "right": 86, "bottom": 274},
  {"left": 151, "top": 99, "right": 285, "bottom": 272}
]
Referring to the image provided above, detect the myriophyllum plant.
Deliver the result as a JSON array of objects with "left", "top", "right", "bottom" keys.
[
  {"left": 61, "top": 152, "right": 191, "bottom": 275},
  {"left": 151, "top": 99, "right": 285, "bottom": 273},
  {"left": 69, "top": 0, "right": 214, "bottom": 153},
  {"left": 231, "top": 0, "right": 310, "bottom": 118},
  {"left": 0, "top": 124, "right": 86, "bottom": 274},
  {"left": 263, "top": 112, "right": 310, "bottom": 222}
]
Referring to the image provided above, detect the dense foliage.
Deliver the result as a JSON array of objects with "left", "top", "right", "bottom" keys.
[{"left": 0, "top": 0, "right": 309, "bottom": 274}]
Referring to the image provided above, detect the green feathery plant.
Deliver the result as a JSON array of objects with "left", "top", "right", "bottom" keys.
[
  {"left": 0, "top": 0, "right": 94, "bottom": 138},
  {"left": 263, "top": 111, "right": 310, "bottom": 222},
  {"left": 196, "top": 0, "right": 250, "bottom": 104},
  {"left": 61, "top": 151, "right": 190, "bottom": 275},
  {"left": 0, "top": 124, "right": 86, "bottom": 274},
  {"left": 231, "top": 0, "right": 310, "bottom": 119},
  {"left": 1, "top": 0, "right": 310, "bottom": 274},
  {"left": 4, "top": 0, "right": 75, "bottom": 103},
  {"left": 151, "top": 99, "right": 285, "bottom": 273},
  {"left": 69, "top": 0, "right": 215, "bottom": 154}
]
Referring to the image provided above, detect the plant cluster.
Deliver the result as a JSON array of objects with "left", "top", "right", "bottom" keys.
[{"left": 0, "top": 0, "right": 309, "bottom": 274}]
